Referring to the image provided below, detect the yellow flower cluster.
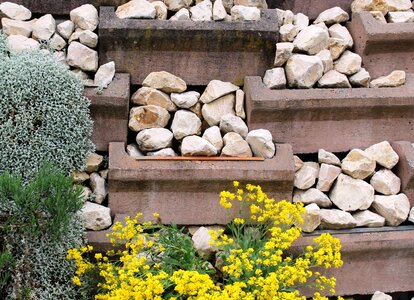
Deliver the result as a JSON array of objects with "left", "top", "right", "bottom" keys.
[{"left": 67, "top": 182, "right": 344, "bottom": 300}]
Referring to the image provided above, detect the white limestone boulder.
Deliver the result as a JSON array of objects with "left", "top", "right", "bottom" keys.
[
  {"left": 171, "top": 110, "right": 202, "bottom": 140},
  {"left": 231, "top": 5, "right": 260, "bottom": 21},
  {"left": 314, "top": 7, "right": 349, "bottom": 25},
  {"left": 202, "top": 126, "right": 224, "bottom": 152},
  {"left": 136, "top": 128, "right": 174, "bottom": 151},
  {"left": 171, "top": 91, "right": 200, "bottom": 109},
  {"left": 1, "top": 18, "right": 32, "bottom": 37},
  {"left": 329, "top": 173, "right": 375, "bottom": 211},
  {"left": 317, "top": 70, "right": 351, "bottom": 88},
  {"left": 328, "top": 24, "right": 353, "bottom": 48},
  {"left": 372, "top": 194, "right": 410, "bottom": 226},
  {"left": 181, "top": 136, "right": 217, "bottom": 156},
  {"left": 274, "top": 42, "right": 294, "bottom": 67},
  {"left": 319, "top": 209, "right": 357, "bottom": 229},
  {"left": 263, "top": 67, "right": 286, "bottom": 89},
  {"left": 352, "top": 210, "right": 385, "bottom": 227},
  {"left": 370, "top": 169, "right": 401, "bottom": 195},
  {"left": 90, "top": 172, "right": 108, "bottom": 204},
  {"left": 334, "top": 50, "right": 362, "bottom": 76},
  {"left": 349, "top": 68, "right": 371, "bottom": 88},
  {"left": 143, "top": 71, "right": 187, "bottom": 93},
  {"left": 201, "top": 93, "right": 236, "bottom": 126},
  {"left": 190, "top": 0, "right": 213, "bottom": 21},
  {"left": 94, "top": 61, "right": 115, "bottom": 88},
  {"left": 285, "top": 54, "right": 324, "bottom": 88},
  {"left": 6, "top": 34, "right": 39, "bottom": 53},
  {"left": 293, "top": 188, "right": 332, "bottom": 208},
  {"left": 294, "top": 162, "right": 319, "bottom": 189},
  {"left": 220, "top": 114, "right": 248, "bottom": 138},
  {"left": 70, "top": 4, "right": 99, "bottom": 31},
  {"left": 200, "top": 80, "right": 239, "bottom": 104},
  {"left": 81, "top": 202, "right": 112, "bottom": 231},
  {"left": 128, "top": 105, "right": 171, "bottom": 132},
  {"left": 370, "top": 70, "right": 406, "bottom": 88},
  {"left": 341, "top": 149, "right": 376, "bottom": 180},
  {"left": 364, "top": 141, "right": 399, "bottom": 169},
  {"left": 317, "top": 163, "right": 342, "bottom": 192},
  {"left": 67, "top": 41, "right": 98, "bottom": 72},
  {"left": 301, "top": 203, "right": 321, "bottom": 233},
  {"left": 293, "top": 25, "right": 329, "bottom": 55},
  {"left": 318, "top": 149, "right": 341, "bottom": 166},
  {"left": 246, "top": 129, "right": 275, "bottom": 159},
  {"left": 0, "top": 2, "right": 31, "bottom": 20}
]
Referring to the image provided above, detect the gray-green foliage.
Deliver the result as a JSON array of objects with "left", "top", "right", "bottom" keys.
[
  {"left": 0, "top": 163, "right": 86, "bottom": 299},
  {"left": 0, "top": 42, "right": 94, "bottom": 182},
  {"left": 0, "top": 31, "right": 7, "bottom": 58}
]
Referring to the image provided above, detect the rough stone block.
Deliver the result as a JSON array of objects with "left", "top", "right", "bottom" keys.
[
  {"left": 98, "top": 6, "right": 278, "bottom": 86},
  {"left": 244, "top": 75, "right": 414, "bottom": 154},
  {"left": 84, "top": 73, "right": 130, "bottom": 151},
  {"left": 348, "top": 12, "right": 414, "bottom": 78},
  {"left": 108, "top": 142, "right": 294, "bottom": 225}
]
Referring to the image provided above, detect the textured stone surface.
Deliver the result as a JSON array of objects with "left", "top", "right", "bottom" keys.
[
  {"left": 352, "top": 210, "right": 385, "bottom": 228},
  {"left": 387, "top": 10, "right": 414, "bottom": 23},
  {"left": 235, "top": 89, "right": 246, "bottom": 119},
  {"left": 293, "top": 25, "right": 329, "bottom": 55},
  {"left": 274, "top": 42, "right": 294, "bottom": 67},
  {"left": 170, "top": 7, "right": 190, "bottom": 20},
  {"left": 370, "top": 169, "right": 401, "bottom": 195},
  {"left": 0, "top": 2, "right": 31, "bottom": 20},
  {"left": 301, "top": 203, "right": 320, "bottom": 233},
  {"left": 181, "top": 136, "right": 217, "bottom": 156},
  {"left": 319, "top": 209, "right": 356, "bottom": 229},
  {"left": 213, "top": 0, "right": 226, "bottom": 20},
  {"left": 364, "top": 141, "right": 399, "bottom": 169},
  {"left": 263, "top": 67, "right": 286, "bottom": 89},
  {"left": 316, "top": 49, "right": 333, "bottom": 74},
  {"left": 147, "top": 148, "right": 177, "bottom": 156},
  {"left": 221, "top": 138, "right": 252, "bottom": 157},
  {"left": 334, "top": 50, "right": 362, "bottom": 76},
  {"left": 171, "top": 91, "right": 200, "bottom": 109},
  {"left": 70, "top": 4, "right": 99, "bottom": 31},
  {"left": 131, "top": 88, "right": 176, "bottom": 112},
  {"left": 330, "top": 173, "right": 375, "bottom": 211},
  {"left": 385, "top": 0, "right": 412, "bottom": 11},
  {"left": 85, "top": 153, "right": 103, "bottom": 173},
  {"left": 152, "top": 1, "right": 168, "bottom": 20},
  {"left": 231, "top": 5, "right": 260, "bottom": 21},
  {"left": 202, "top": 126, "right": 223, "bottom": 152},
  {"left": 317, "top": 163, "right": 342, "bottom": 192},
  {"left": 81, "top": 202, "right": 112, "bottom": 231},
  {"left": 164, "top": 0, "right": 193, "bottom": 11},
  {"left": 136, "top": 128, "right": 174, "bottom": 151},
  {"left": 79, "top": 30, "right": 98, "bottom": 48},
  {"left": 351, "top": 0, "right": 389, "bottom": 15},
  {"left": 328, "top": 37, "right": 348, "bottom": 60},
  {"left": 349, "top": 68, "right": 371, "bottom": 88},
  {"left": 201, "top": 93, "right": 235, "bottom": 126},
  {"left": 279, "top": 23, "right": 298, "bottom": 42},
  {"left": 293, "top": 188, "right": 332, "bottom": 208},
  {"left": 317, "top": 70, "right": 351, "bottom": 88},
  {"left": 246, "top": 129, "right": 275, "bottom": 159},
  {"left": 1, "top": 18, "right": 32, "bottom": 37},
  {"left": 294, "top": 155, "right": 303, "bottom": 172},
  {"left": 171, "top": 110, "right": 202, "bottom": 140},
  {"left": 67, "top": 41, "right": 98, "bottom": 72},
  {"left": 50, "top": 33, "right": 66, "bottom": 51},
  {"left": 285, "top": 54, "right": 324, "bottom": 88},
  {"left": 190, "top": 0, "right": 212, "bottom": 21},
  {"left": 314, "top": 6, "right": 349, "bottom": 25},
  {"left": 341, "top": 149, "right": 376, "bottom": 180},
  {"left": 220, "top": 114, "right": 248, "bottom": 138},
  {"left": 294, "top": 12, "right": 309, "bottom": 31},
  {"left": 318, "top": 149, "right": 341, "bottom": 166},
  {"left": 200, "top": 80, "right": 239, "bottom": 104},
  {"left": 94, "top": 61, "right": 115, "bottom": 88},
  {"left": 57, "top": 20, "right": 74, "bottom": 40},
  {"left": 32, "top": 14, "right": 55, "bottom": 40},
  {"left": 127, "top": 143, "right": 145, "bottom": 158},
  {"left": 143, "top": 71, "right": 187, "bottom": 93},
  {"left": 115, "top": 0, "right": 156, "bottom": 19},
  {"left": 294, "top": 162, "right": 319, "bottom": 189},
  {"left": 192, "top": 226, "right": 215, "bottom": 258},
  {"left": 328, "top": 24, "right": 353, "bottom": 48},
  {"left": 409, "top": 207, "right": 414, "bottom": 223},
  {"left": 370, "top": 71, "right": 406, "bottom": 88},
  {"left": 72, "top": 171, "right": 89, "bottom": 184},
  {"left": 372, "top": 194, "right": 411, "bottom": 226},
  {"left": 90, "top": 172, "right": 108, "bottom": 204},
  {"left": 128, "top": 105, "right": 170, "bottom": 132},
  {"left": 6, "top": 34, "right": 39, "bottom": 53}
]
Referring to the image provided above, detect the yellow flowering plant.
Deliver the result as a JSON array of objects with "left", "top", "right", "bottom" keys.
[{"left": 67, "top": 182, "right": 344, "bottom": 300}]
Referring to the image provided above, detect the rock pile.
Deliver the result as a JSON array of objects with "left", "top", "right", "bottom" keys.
[
  {"left": 72, "top": 153, "right": 112, "bottom": 231},
  {"left": 352, "top": 0, "right": 414, "bottom": 23},
  {"left": 115, "top": 0, "right": 263, "bottom": 21},
  {"left": 127, "top": 71, "right": 275, "bottom": 159},
  {"left": 294, "top": 141, "right": 414, "bottom": 232},
  {"left": 264, "top": 6, "right": 406, "bottom": 89},
  {"left": 0, "top": 2, "right": 115, "bottom": 88}
]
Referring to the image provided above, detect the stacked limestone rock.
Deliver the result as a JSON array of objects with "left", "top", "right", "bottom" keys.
[
  {"left": 127, "top": 71, "right": 275, "bottom": 159},
  {"left": 352, "top": 0, "right": 414, "bottom": 23},
  {"left": 72, "top": 153, "right": 112, "bottom": 231},
  {"left": 115, "top": 0, "right": 263, "bottom": 21},
  {"left": 293, "top": 141, "right": 414, "bottom": 232},
  {"left": 264, "top": 6, "right": 406, "bottom": 89},
  {"left": 0, "top": 1, "right": 115, "bottom": 88}
]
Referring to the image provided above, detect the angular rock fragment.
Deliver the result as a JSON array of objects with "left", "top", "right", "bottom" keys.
[
  {"left": 317, "top": 70, "right": 351, "bottom": 88},
  {"left": 132, "top": 87, "right": 176, "bottom": 112},
  {"left": 231, "top": 5, "right": 261, "bottom": 21},
  {"left": 128, "top": 105, "right": 171, "bottom": 132},
  {"left": 136, "top": 128, "right": 174, "bottom": 151},
  {"left": 32, "top": 14, "right": 56, "bottom": 41},
  {"left": 67, "top": 41, "right": 98, "bottom": 72},
  {"left": 90, "top": 172, "right": 108, "bottom": 204},
  {"left": 328, "top": 24, "right": 353, "bottom": 48},
  {"left": 372, "top": 194, "right": 410, "bottom": 226},
  {"left": 6, "top": 34, "right": 39, "bottom": 53},
  {"left": 70, "top": 4, "right": 99, "bottom": 31},
  {"left": 294, "top": 162, "right": 319, "bottom": 189},
  {"left": 171, "top": 91, "right": 200, "bottom": 109},
  {"left": 57, "top": 20, "right": 74, "bottom": 40},
  {"left": 293, "top": 188, "right": 332, "bottom": 208},
  {"left": 319, "top": 209, "right": 357, "bottom": 229},
  {"left": 79, "top": 30, "right": 98, "bottom": 48},
  {"left": 170, "top": 8, "right": 191, "bottom": 20},
  {"left": 294, "top": 155, "right": 304, "bottom": 171},
  {"left": 370, "top": 70, "right": 406, "bottom": 88},
  {"left": 220, "top": 114, "right": 248, "bottom": 138},
  {"left": 190, "top": 0, "right": 213, "bottom": 21},
  {"left": 385, "top": 0, "right": 412, "bottom": 11},
  {"left": 235, "top": 89, "right": 246, "bottom": 119},
  {"left": 349, "top": 68, "right": 371, "bottom": 88},
  {"left": 171, "top": 110, "right": 202, "bottom": 140},
  {"left": 164, "top": 0, "right": 193, "bottom": 11},
  {"left": 293, "top": 25, "right": 329, "bottom": 55},
  {"left": 94, "top": 61, "right": 115, "bottom": 88},
  {"left": 364, "top": 141, "right": 399, "bottom": 169},
  {"left": 246, "top": 129, "right": 275, "bottom": 159},
  {"left": 127, "top": 143, "right": 145, "bottom": 158},
  {"left": 147, "top": 148, "right": 177, "bottom": 156},
  {"left": 352, "top": 210, "right": 385, "bottom": 227},
  {"left": 263, "top": 67, "right": 286, "bottom": 89},
  {"left": 181, "top": 136, "right": 217, "bottom": 156},
  {"left": 274, "top": 42, "right": 294, "bottom": 67},
  {"left": 81, "top": 202, "right": 112, "bottom": 231},
  {"left": 301, "top": 203, "right": 321, "bottom": 233},
  {"left": 351, "top": 0, "right": 389, "bottom": 16},
  {"left": 317, "top": 163, "right": 342, "bottom": 192},
  {"left": 202, "top": 126, "right": 224, "bottom": 152},
  {"left": 200, "top": 80, "right": 239, "bottom": 104},
  {"left": 334, "top": 50, "right": 362, "bottom": 76},
  {"left": 0, "top": 2, "right": 31, "bottom": 20},
  {"left": 387, "top": 10, "right": 414, "bottom": 23},
  {"left": 370, "top": 169, "right": 401, "bottom": 195},
  {"left": 294, "top": 13, "right": 309, "bottom": 31},
  {"left": 213, "top": 0, "right": 227, "bottom": 20},
  {"left": 318, "top": 149, "right": 341, "bottom": 166},
  {"left": 279, "top": 24, "right": 298, "bottom": 42},
  {"left": 341, "top": 149, "right": 376, "bottom": 180},
  {"left": 85, "top": 153, "right": 104, "bottom": 173},
  {"left": 316, "top": 49, "right": 333, "bottom": 74},
  {"left": 143, "top": 71, "right": 187, "bottom": 93},
  {"left": 152, "top": 1, "right": 168, "bottom": 20},
  {"left": 1, "top": 18, "right": 32, "bottom": 37},
  {"left": 327, "top": 37, "right": 348, "bottom": 60},
  {"left": 201, "top": 93, "right": 235, "bottom": 126},
  {"left": 285, "top": 54, "right": 324, "bottom": 88},
  {"left": 314, "top": 6, "right": 349, "bottom": 25}
]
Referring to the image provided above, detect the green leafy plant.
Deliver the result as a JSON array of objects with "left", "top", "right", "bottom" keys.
[
  {"left": 0, "top": 41, "right": 94, "bottom": 182},
  {"left": 0, "top": 163, "right": 86, "bottom": 299}
]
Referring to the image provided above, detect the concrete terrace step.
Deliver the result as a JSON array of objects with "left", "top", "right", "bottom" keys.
[
  {"left": 348, "top": 12, "right": 414, "bottom": 79},
  {"left": 84, "top": 73, "right": 130, "bottom": 151},
  {"left": 98, "top": 6, "right": 279, "bottom": 86},
  {"left": 107, "top": 141, "right": 294, "bottom": 224},
  {"left": 244, "top": 75, "right": 414, "bottom": 154}
]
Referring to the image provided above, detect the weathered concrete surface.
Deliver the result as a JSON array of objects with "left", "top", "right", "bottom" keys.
[
  {"left": 348, "top": 12, "right": 414, "bottom": 78},
  {"left": 0, "top": 0, "right": 129, "bottom": 15},
  {"left": 244, "top": 75, "right": 414, "bottom": 154},
  {"left": 291, "top": 226, "right": 414, "bottom": 295},
  {"left": 99, "top": 6, "right": 278, "bottom": 86},
  {"left": 392, "top": 141, "right": 414, "bottom": 208},
  {"left": 108, "top": 142, "right": 294, "bottom": 224},
  {"left": 271, "top": 0, "right": 353, "bottom": 20},
  {"left": 84, "top": 74, "right": 130, "bottom": 151}
]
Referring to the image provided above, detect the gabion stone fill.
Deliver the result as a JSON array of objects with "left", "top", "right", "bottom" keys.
[{"left": 0, "top": 43, "right": 94, "bottom": 181}]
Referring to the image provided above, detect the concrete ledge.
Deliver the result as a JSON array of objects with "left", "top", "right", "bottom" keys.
[
  {"left": 107, "top": 142, "right": 294, "bottom": 225},
  {"left": 347, "top": 12, "right": 414, "bottom": 78},
  {"left": 244, "top": 75, "right": 414, "bottom": 154},
  {"left": 292, "top": 226, "right": 414, "bottom": 295},
  {"left": 392, "top": 141, "right": 414, "bottom": 208},
  {"left": 0, "top": 0, "right": 128, "bottom": 15},
  {"left": 98, "top": 6, "right": 279, "bottom": 86},
  {"left": 84, "top": 73, "right": 130, "bottom": 151}
]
